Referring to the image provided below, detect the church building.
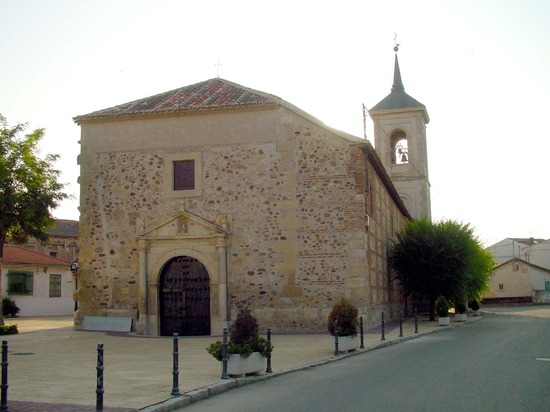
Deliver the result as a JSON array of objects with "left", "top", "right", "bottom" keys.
[{"left": 73, "top": 51, "right": 430, "bottom": 336}]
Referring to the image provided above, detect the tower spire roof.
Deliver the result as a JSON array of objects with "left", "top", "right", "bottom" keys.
[
  {"left": 370, "top": 47, "right": 428, "bottom": 122},
  {"left": 392, "top": 54, "right": 405, "bottom": 92}
]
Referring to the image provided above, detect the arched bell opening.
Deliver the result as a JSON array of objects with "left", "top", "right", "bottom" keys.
[{"left": 390, "top": 131, "right": 408, "bottom": 165}]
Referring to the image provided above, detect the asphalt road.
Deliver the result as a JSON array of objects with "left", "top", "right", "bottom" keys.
[{"left": 179, "top": 307, "right": 550, "bottom": 412}]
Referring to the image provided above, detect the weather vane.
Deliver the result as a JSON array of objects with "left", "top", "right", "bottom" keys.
[
  {"left": 393, "top": 32, "right": 400, "bottom": 52},
  {"left": 215, "top": 61, "right": 222, "bottom": 78}
]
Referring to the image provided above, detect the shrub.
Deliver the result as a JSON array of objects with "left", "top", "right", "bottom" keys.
[
  {"left": 0, "top": 325, "right": 18, "bottom": 335},
  {"left": 327, "top": 298, "right": 358, "bottom": 336},
  {"left": 469, "top": 300, "right": 480, "bottom": 310},
  {"left": 435, "top": 296, "right": 450, "bottom": 317},
  {"left": 455, "top": 301, "right": 467, "bottom": 314},
  {"left": 206, "top": 308, "right": 273, "bottom": 361},
  {"left": 230, "top": 308, "right": 258, "bottom": 345},
  {"left": 2, "top": 297, "right": 20, "bottom": 317}
]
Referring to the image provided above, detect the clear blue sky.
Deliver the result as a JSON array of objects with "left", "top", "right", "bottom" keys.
[{"left": 1, "top": 0, "right": 549, "bottom": 246}]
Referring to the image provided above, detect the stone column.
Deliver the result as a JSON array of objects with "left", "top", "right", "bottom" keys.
[{"left": 137, "top": 239, "right": 148, "bottom": 334}]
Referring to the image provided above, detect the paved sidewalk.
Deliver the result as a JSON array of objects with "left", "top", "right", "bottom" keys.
[{"left": 2, "top": 313, "right": 483, "bottom": 411}]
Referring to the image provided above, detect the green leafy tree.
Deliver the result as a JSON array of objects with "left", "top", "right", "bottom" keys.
[
  {"left": 0, "top": 114, "right": 69, "bottom": 324},
  {"left": 389, "top": 218, "right": 494, "bottom": 320}
]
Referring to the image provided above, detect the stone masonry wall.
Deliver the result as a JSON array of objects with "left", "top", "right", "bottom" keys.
[{"left": 76, "top": 107, "right": 407, "bottom": 333}]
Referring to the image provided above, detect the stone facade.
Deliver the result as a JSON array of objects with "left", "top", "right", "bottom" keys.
[{"left": 74, "top": 79, "right": 410, "bottom": 335}]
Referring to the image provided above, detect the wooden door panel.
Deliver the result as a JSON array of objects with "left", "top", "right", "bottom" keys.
[{"left": 159, "top": 256, "right": 210, "bottom": 336}]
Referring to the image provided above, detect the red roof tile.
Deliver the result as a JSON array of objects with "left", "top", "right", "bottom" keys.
[
  {"left": 74, "top": 78, "right": 280, "bottom": 123},
  {"left": 2, "top": 245, "right": 70, "bottom": 266}
]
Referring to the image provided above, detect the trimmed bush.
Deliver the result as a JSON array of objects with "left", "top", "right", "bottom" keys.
[
  {"left": 207, "top": 308, "right": 273, "bottom": 361},
  {"left": 435, "top": 296, "right": 450, "bottom": 317},
  {"left": 455, "top": 301, "right": 467, "bottom": 314},
  {"left": 469, "top": 300, "right": 480, "bottom": 311},
  {"left": 327, "top": 298, "right": 358, "bottom": 337},
  {"left": 0, "top": 325, "right": 18, "bottom": 335},
  {"left": 2, "top": 297, "right": 20, "bottom": 318}
]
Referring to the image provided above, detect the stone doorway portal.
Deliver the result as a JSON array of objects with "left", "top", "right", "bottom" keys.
[{"left": 159, "top": 256, "right": 211, "bottom": 336}]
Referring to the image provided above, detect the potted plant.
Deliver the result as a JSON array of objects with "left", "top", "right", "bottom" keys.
[
  {"left": 469, "top": 299, "right": 480, "bottom": 317},
  {"left": 454, "top": 301, "right": 467, "bottom": 322},
  {"left": 435, "top": 295, "right": 450, "bottom": 326},
  {"left": 328, "top": 298, "right": 359, "bottom": 352},
  {"left": 206, "top": 308, "right": 273, "bottom": 376}
]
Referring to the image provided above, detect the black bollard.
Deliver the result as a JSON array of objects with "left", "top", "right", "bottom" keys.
[
  {"left": 399, "top": 311, "right": 403, "bottom": 338},
  {"left": 171, "top": 333, "right": 180, "bottom": 396},
  {"left": 0, "top": 341, "right": 8, "bottom": 412},
  {"left": 334, "top": 320, "right": 339, "bottom": 356},
  {"left": 96, "top": 343, "right": 104, "bottom": 412},
  {"left": 359, "top": 316, "right": 365, "bottom": 349},
  {"left": 266, "top": 328, "right": 273, "bottom": 373},
  {"left": 414, "top": 308, "right": 419, "bottom": 334},
  {"left": 221, "top": 328, "right": 229, "bottom": 379},
  {"left": 381, "top": 312, "right": 386, "bottom": 341}
]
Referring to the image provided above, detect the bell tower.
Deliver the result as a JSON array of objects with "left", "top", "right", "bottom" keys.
[{"left": 369, "top": 46, "right": 431, "bottom": 220}]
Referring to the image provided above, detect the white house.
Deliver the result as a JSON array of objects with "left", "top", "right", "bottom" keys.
[
  {"left": 486, "top": 237, "right": 547, "bottom": 266},
  {"left": 485, "top": 257, "right": 550, "bottom": 304},
  {"left": 2, "top": 245, "right": 75, "bottom": 316}
]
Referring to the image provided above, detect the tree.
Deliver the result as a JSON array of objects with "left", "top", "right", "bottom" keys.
[
  {"left": 0, "top": 114, "right": 69, "bottom": 324},
  {"left": 389, "top": 218, "right": 495, "bottom": 320}
]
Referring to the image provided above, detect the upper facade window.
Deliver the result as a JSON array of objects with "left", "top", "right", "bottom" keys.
[
  {"left": 173, "top": 160, "right": 195, "bottom": 191},
  {"left": 164, "top": 152, "right": 202, "bottom": 197}
]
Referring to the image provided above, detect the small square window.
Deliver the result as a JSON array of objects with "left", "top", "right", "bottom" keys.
[
  {"left": 49, "top": 251, "right": 58, "bottom": 258},
  {"left": 173, "top": 160, "right": 195, "bottom": 191},
  {"left": 164, "top": 152, "right": 202, "bottom": 198},
  {"left": 498, "top": 283, "right": 504, "bottom": 290}
]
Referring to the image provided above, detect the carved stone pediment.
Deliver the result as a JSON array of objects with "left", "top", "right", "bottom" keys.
[{"left": 137, "top": 212, "right": 229, "bottom": 240}]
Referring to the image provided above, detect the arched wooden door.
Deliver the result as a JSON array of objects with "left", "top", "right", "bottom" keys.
[{"left": 159, "top": 256, "right": 211, "bottom": 336}]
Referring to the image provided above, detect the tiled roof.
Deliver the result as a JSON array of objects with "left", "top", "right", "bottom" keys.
[
  {"left": 74, "top": 78, "right": 281, "bottom": 122},
  {"left": 47, "top": 219, "right": 79, "bottom": 238},
  {"left": 2, "top": 245, "right": 70, "bottom": 266}
]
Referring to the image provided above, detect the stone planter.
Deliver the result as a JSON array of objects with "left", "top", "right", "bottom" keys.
[
  {"left": 455, "top": 313, "right": 467, "bottom": 322},
  {"left": 438, "top": 316, "right": 450, "bottom": 326},
  {"left": 472, "top": 309, "right": 480, "bottom": 317},
  {"left": 227, "top": 352, "right": 265, "bottom": 376},
  {"left": 336, "top": 335, "right": 359, "bottom": 352}
]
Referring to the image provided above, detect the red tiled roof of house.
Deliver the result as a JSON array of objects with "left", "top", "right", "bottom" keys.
[
  {"left": 73, "top": 78, "right": 280, "bottom": 123},
  {"left": 2, "top": 245, "right": 70, "bottom": 266}
]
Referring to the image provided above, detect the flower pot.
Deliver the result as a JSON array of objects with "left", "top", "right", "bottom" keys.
[
  {"left": 472, "top": 309, "right": 480, "bottom": 317},
  {"left": 227, "top": 352, "right": 265, "bottom": 376},
  {"left": 455, "top": 313, "right": 467, "bottom": 322},
  {"left": 438, "top": 316, "right": 450, "bottom": 326},
  {"left": 336, "top": 335, "right": 359, "bottom": 352}
]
